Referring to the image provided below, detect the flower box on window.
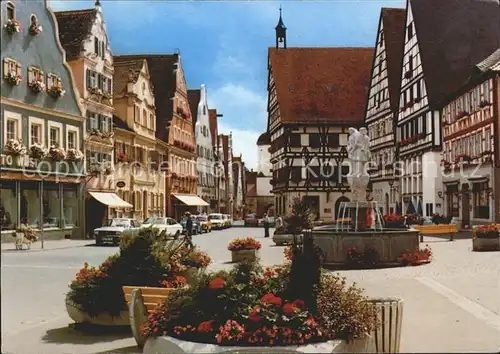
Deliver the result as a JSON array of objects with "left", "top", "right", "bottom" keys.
[
  {"left": 4, "top": 139, "right": 27, "bottom": 156},
  {"left": 29, "top": 77, "right": 46, "bottom": 93},
  {"left": 5, "top": 71, "right": 23, "bottom": 86},
  {"left": 117, "top": 153, "right": 129, "bottom": 163},
  {"left": 454, "top": 154, "right": 472, "bottom": 164},
  {"left": 479, "top": 100, "right": 491, "bottom": 109},
  {"left": 29, "top": 143, "right": 48, "bottom": 160},
  {"left": 456, "top": 111, "right": 469, "bottom": 119},
  {"left": 481, "top": 150, "right": 492, "bottom": 156},
  {"left": 404, "top": 71, "right": 413, "bottom": 79},
  {"left": 417, "top": 132, "right": 425, "bottom": 139},
  {"left": 49, "top": 145, "right": 66, "bottom": 161},
  {"left": 47, "top": 74, "right": 66, "bottom": 98},
  {"left": 89, "top": 86, "right": 103, "bottom": 96},
  {"left": 4, "top": 19, "right": 22, "bottom": 35},
  {"left": 66, "top": 149, "right": 84, "bottom": 162}
]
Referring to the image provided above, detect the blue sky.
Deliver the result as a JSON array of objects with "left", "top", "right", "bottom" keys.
[{"left": 49, "top": 0, "right": 405, "bottom": 169}]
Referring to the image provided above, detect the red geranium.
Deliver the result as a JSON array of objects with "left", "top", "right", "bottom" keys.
[
  {"left": 292, "top": 299, "right": 305, "bottom": 310},
  {"left": 209, "top": 277, "right": 225, "bottom": 289},
  {"left": 283, "top": 303, "right": 299, "bottom": 315},
  {"left": 198, "top": 320, "right": 214, "bottom": 333},
  {"left": 249, "top": 305, "right": 262, "bottom": 322},
  {"left": 260, "top": 293, "right": 282, "bottom": 307}
]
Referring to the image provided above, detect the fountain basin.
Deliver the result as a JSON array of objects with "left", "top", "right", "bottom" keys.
[{"left": 312, "top": 227, "right": 420, "bottom": 266}]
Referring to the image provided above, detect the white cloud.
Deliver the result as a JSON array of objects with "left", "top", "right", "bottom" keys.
[
  {"left": 208, "top": 83, "right": 267, "bottom": 170},
  {"left": 218, "top": 123, "right": 260, "bottom": 172}
]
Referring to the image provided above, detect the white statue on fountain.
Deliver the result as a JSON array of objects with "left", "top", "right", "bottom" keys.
[{"left": 347, "top": 127, "right": 372, "bottom": 202}]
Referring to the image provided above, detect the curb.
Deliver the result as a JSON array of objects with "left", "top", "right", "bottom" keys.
[{"left": 1, "top": 242, "right": 94, "bottom": 253}]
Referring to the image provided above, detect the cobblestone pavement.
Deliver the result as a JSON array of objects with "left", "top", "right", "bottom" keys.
[{"left": 1, "top": 228, "right": 499, "bottom": 353}]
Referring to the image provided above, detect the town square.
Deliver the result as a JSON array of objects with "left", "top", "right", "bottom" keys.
[{"left": 1, "top": 0, "right": 500, "bottom": 353}]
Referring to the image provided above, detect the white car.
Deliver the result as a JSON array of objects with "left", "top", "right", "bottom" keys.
[
  {"left": 150, "top": 217, "right": 183, "bottom": 238},
  {"left": 94, "top": 218, "right": 141, "bottom": 246},
  {"left": 141, "top": 217, "right": 156, "bottom": 229},
  {"left": 208, "top": 213, "right": 225, "bottom": 230}
]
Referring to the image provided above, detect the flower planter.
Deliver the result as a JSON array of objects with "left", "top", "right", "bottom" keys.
[
  {"left": 143, "top": 335, "right": 374, "bottom": 354},
  {"left": 231, "top": 249, "right": 259, "bottom": 263},
  {"left": 65, "top": 296, "right": 129, "bottom": 326},
  {"left": 472, "top": 237, "right": 500, "bottom": 251}
]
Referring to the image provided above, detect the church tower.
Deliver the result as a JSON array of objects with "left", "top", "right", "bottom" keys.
[{"left": 275, "top": 7, "right": 287, "bottom": 49}]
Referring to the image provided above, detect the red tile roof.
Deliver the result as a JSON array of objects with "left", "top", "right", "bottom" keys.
[
  {"left": 54, "top": 9, "right": 97, "bottom": 61},
  {"left": 381, "top": 8, "right": 406, "bottom": 113},
  {"left": 209, "top": 109, "right": 218, "bottom": 147},
  {"left": 112, "top": 59, "right": 145, "bottom": 96},
  {"left": 268, "top": 47, "right": 374, "bottom": 125}
]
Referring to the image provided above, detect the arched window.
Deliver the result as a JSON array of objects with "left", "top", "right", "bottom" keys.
[{"left": 7, "top": 2, "right": 15, "bottom": 20}]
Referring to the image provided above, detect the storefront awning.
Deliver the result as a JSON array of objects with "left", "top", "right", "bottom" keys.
[
  {"left": 89, "top": 192, "right": 133, "bottom": 208},
  {"left": 173, "top": 194, "right": 209, "bottom": 206}
]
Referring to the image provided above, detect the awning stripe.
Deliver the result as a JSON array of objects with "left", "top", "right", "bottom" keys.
[
  {"left": 89, "top": 192, "right": 133, "bottom": 208},
  {"left": 173, "top": 194, "right": 209, "bottom": 206}
]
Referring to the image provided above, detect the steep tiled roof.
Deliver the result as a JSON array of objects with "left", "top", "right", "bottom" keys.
[
  {"left": 411, "top": 0, "right": 500, "bottom": 107},
  {"left": 112, "top": 59, "right": 145, "bottom": 95},
  {"left": 54, "top": 9, "right": 96, "bottom": 61},
  {"left": 256, "top": 132, "right": 270, "bottom": 146},
  {"left": 477, "top": 48, "right": 500, "bottom": 72},
  {"left": 113, "top": 54, "right": 178, "bottom": 142},
  {"left": 187, "top": 89, "right": 201, "bottom": 131},
  {"left": 221, "top": 135, "right": 229, "bottom": 177},
  {"left": 381, "top": 8, "right": 406, "bottom": 113},
  {"left": 113, "top": 114, "right": 133, "bottom": 132},
  {"left": 268, "top": 47, "right": 374, "bottom": 125},
  {"left": 209, "top": 109, "right": 219, "bottom": 147}
]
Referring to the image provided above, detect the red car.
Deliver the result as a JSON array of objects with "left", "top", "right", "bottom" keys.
[{"left": 244, "top": 213, "right": 258, "bottom": 227}]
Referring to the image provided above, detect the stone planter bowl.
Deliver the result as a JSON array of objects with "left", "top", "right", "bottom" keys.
[
  {"left": 65, "top": 295, "right": 129, "bottom": 326},
  {"left": 231, "top": 249, "right": 260, "bottom": 263},
  {"left": 143, "top": 335, "right": 374, "bottom": 353},
  {"left": 472, "top": 237, "right": 500, "bottom": 251}
]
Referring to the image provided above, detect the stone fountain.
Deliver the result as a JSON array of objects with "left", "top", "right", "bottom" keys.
[{"left": 312, "top": 127, "right": 420, "bottom": 266}]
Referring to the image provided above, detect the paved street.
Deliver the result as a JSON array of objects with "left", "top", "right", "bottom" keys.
[{"left": 1, "top": 228, "right": 500, "bottom": 353}]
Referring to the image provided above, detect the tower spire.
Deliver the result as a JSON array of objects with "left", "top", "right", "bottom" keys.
[{"left": 275, "top": 6, "right": 287, "bottom": 49}]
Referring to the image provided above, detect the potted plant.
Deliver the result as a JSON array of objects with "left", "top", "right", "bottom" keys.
[
  {"left": 14, "top": 225, "right": 38, "bottom": 250},
  {"left": 140, "top": 260, "right": 380, "bottom": 353},
  {"left": 383, "top": 214, "right": 405, "bottom": 229},
  {"left": 228, "top": 237, "right": 262, "bottom": 262},
  {"left": 29, "top": 77, "right": 46, "bottom": 93},
  {"left": 4, "top": 19, "right": 22, "bottom": 34},
  {"left": 29, "top": 143, "right": 48, "bottom": 160},
  {"left": 49, "top": 144, "right": 66, "bottom": 161},
  {"left": 88, "top": 163, "right": 104, "bottom": 175},
  {"left": 179, "top": 247, "right": 212, "bottom": 283},
  {"left": 472, "top": 224, "right": 500, "bottom": 251},
  {"left": 4, "top": 139, "right": 27, "bottom": 157},
  {"left": 66, "top": 148, "right": 84, "bottom": 162},
  {"left": 397, "top": 245, "right": 433, "bottom": 265},
  {"left": 5, "top": 71, "right": 23, "bottom": 86},
  {"left": 88, "top": 128, "right": 102, "bottom": 138},
  {"left": 47, "top": 83, "right": 66, "bottom": 98}
]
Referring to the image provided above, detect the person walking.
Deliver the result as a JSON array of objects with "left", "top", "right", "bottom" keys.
[
  {"left": 185, "top": 212, "right": 194, "bottom": 248},
  {"left": 263, "top": 213, "right": 270, "bottom": 238}
]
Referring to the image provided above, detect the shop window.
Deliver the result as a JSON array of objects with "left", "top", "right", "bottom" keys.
[
  {"left": 20, "top": 182, "right": 41, "bottom": 228},
  {"left": 473, "top": 182, "right": 490, "bottom": 219},
  {"left": 43, "top": 183, "right": 61, "bottom": 228},
  {"left": 0, "top": 181, "right": 18, "bottom": 231}
]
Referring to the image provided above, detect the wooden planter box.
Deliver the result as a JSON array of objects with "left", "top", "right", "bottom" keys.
[
  {"left": 65, "top": 296, "right": 129, "bottom": 326},
  {"left": 367, "top": 297, "right": 404, "bottom": 353},
  {"left": 472, "top": 237, "right": 500, "bottom": 251},
  {"left": 231, "top": 249, "right": 259, "bottom": 263}
]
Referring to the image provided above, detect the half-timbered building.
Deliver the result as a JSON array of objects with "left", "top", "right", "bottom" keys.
[
  {"left": 396, "top": 0, "right": 500, "bottom": 217},
  {"left": 267, "top": 11, "right": 374, "bottom": 220},
  {"left": 442, "top": 49, "right": 500, "bottom": 227},
  {"left": 364, "top": 7, "right": 406, "bottom": 215}
]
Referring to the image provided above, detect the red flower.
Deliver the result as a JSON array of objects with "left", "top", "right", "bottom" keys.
[
  {"left": 292, "top": 299, "right": 305, "bottom": 310},
  {"left": 283, "top": 303, "right": 299, "bottom": 315},
  {"left": 260, "top": 293, "right": 282, "bottom": 307},
  {"left": 249, "top": 307, "right": 262, "bottom": 323},
  {"left": 198, "top": 320, "right": 214, "bottom": 333},
  {"left": 209, "top": 277, "right": 225, "bottom": 289}
]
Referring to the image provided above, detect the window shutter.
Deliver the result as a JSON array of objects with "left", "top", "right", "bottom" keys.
[
  {"left": 107, "top": 78, "right": 112, "bottom": 93},
  {"left": 86, "top": 69, "right": 91, "bottom": 89},
  {"left": 94, "top": 37, "right": 99, "bottom": 54},
  {"left": 101, "top": 41, "right": 105, "bottom": 59},
  {"left": 98, "top": 74, "right": 103, "bottom": 90},
  {"left": 97, "top": 114, "right": 103, "bottom": 132}
]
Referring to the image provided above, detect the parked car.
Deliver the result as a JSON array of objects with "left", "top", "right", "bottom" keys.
[
  {"left": 222, "top": 214, "right": 229, "bottom": 228},
  {"left": 180, "top": 217, "right": 202, "bottom": 235},
  {"left": 208, "top": 213, "right": 225, "bottom": 230},
  {"left": 196, "top": 215, "right": 212, "bottom": 233},
  {"left": 94, "top": 218, "right": 141, "bottom": 246},
  {"left": 150, "top": 217, "right": 183, "bottom": 238},
  {"left": 141, "top": 217, "right": 156, "bottom": 229},
  {"left": 245, "top": 213, "right": 258, "bottom": 227}
]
